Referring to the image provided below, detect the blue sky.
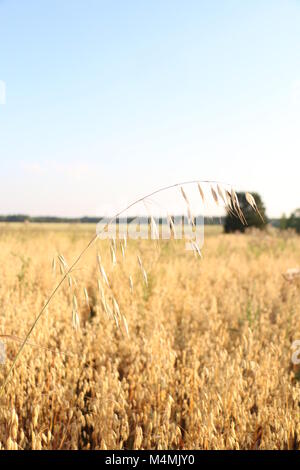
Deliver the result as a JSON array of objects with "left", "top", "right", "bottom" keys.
[{"left": 0, "top": 0, "right": 299, "bottom": 217}]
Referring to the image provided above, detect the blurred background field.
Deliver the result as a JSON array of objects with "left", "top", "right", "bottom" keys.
[{"left": 0, "top": 223, "right": 299, "bottom": 449}]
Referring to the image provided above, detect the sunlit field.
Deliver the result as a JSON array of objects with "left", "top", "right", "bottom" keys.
[{"left": 0, "top": 223, "right": 300, "bottom": 450}]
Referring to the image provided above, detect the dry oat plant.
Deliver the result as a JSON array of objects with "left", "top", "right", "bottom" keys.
[{"left": 0, "top": 181, "right": 299, "bottom": 450}]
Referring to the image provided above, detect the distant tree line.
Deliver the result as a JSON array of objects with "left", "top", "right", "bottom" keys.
[
  {"left": 1, "top": 201, "right": 299, "bottom": 235},
  {"left": 0, "top": 215, "right": 102, "bottom": 223},
  {"left": 279, "top": 209, "right": 300, "bottom": 234},
  {"left": 0, "top": 214, "right": 227, "bottom": 225}
]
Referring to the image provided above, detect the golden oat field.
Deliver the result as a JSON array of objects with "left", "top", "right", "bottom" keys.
[{"left": 0, "top": 223, "right": 300, "bottom": 450}]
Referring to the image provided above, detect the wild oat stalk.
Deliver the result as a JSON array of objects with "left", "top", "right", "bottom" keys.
[{"left": 0, "top": 180, "right": 260, "bottom": 397}]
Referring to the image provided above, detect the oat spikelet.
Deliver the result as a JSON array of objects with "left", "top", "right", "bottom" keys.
[
  {"left": 110, "top": 243, "right": 117, "bottom": 266},
  {"left": 129, "top": 275, "right": 134, "bottom": 293},
  {"left": 224, "top": 189, "right": 237, "bottom": 217},
  {"left": 245, "top": 192, "right": 264, "bottom": 222},
  {"left": 84, "top": 288, "right": 90, "bottom": 309},
  {"left": 58, "top": 254, "right": 68, "bottom": 271},
  {"left": 180, "top": 186, "right": 189, "bottom": 205},
  {"left": 217, "top": 184, "right": 226, "bottom": 205},
  {"left": 72, "top": 294, "right": 80, "bottom": 329},
  {"left": 225, "top": 190, "right": 233, "bottom": 209},
  {"left": 133, "top": 426, "right": 143, "bottom": 449},
  {"left": 73, "top": 311, "right": 80, "bottom": 330},
  {"left": 137, "top": 254, "right": 143, "bottom": 270},
  {"left": 120, "top": 242, "right": 125, "bottom": 259},
  {"left": 100, "top": 294, "right": 111, "bottom": 319},
  {"left": 52, "top": 257, "right": 56, "bottom": 276},
  {"left": 167, "top": 214, "right": 175, "bottom": 237},
  {"left": 97, "top": 253, "right": 102, "bottom": 271},
  {"left": 142, "top": 269, "right": 148, "bottom": 286},
  {"left": 197, "top": 183, "right": 205, "bottom": 203},
  {"left": 106, "top": 300, "right": 114, "bottom": 321},
  {"left": 180, "top": 186, "right": 194, "bottom": 227},
  {"left": 72, "top": 294, "right": 78, "bottom": 311},
  {"left": 123, "top": 234, "right": 127, "bottom": 249},
  {"left": 191, "top": 240, "right": 202, "bottom": 258},
  {"left": 71, "top": 309, "right": 79, "bottom": 330},
  {"left": 150, "top": 215, "right": 159, "bottom": 240},
  {"left": 245, "top": 192, "right": 256, "bottom": 209},
  {"left": 98, "top": 262, "right": 110, "bottom": 287},
  {"left": 137, "top": 255, "right": 148, "bottom": 286},
  {"left": 97, "top": 278, "right": 104, "bottom": 297},
  {"left": 211, "top": 186, "right": 219, "bottom": 205},
  {"left": 112, "top": 311, "right": 119, "bottom": 328},
  {"left": 113, "top": 297, "right": 121, "bottom": 319},
  {"left": 231, "top": 188, "right": 247, "bottom": 225}
]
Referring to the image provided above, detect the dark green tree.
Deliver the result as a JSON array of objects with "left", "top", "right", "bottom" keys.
[
  {"left": 224, "top": 192, "right": 267, "bottom": 233},
  {"left": 287, "top": 209, "right": 300, "bottom": 234},
  {"left": 279, "top": 213, "right": 288, "bottom": 230}
]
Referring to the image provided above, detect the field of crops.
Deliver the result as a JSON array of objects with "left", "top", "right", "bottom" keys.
[{"left": 0, "top": 223, "right": 299, "bottom": 450}]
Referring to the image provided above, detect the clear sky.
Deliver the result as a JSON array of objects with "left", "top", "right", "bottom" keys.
[{"left": 0, "top": 0, "right": 299, "bottom": 218}]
